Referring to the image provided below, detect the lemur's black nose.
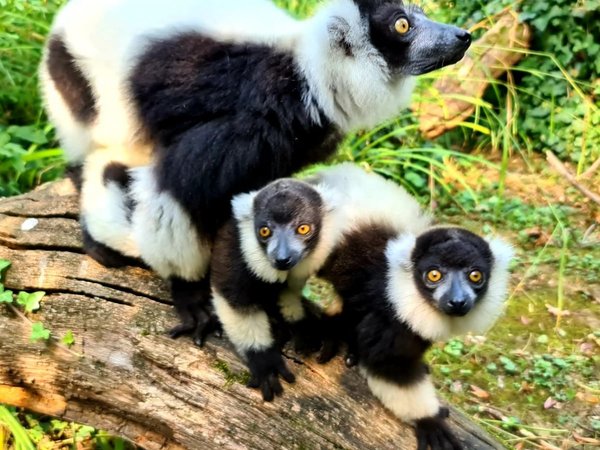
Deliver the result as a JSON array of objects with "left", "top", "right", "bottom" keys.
[
  {"left": 455, "top": 29, "right": 472, "bottom": 44},
  {"left": 449, "top": 298, "right": 467, "bottom": 309},
  {"left": 275, "top": 257, "right": 294, "bottom": 270}
]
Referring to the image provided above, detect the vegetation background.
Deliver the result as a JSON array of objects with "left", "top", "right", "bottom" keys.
[{"left": 0, "top": 0, "right": 598, "bottom": 448}]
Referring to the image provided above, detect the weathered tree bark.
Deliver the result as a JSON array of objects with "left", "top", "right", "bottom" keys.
[{"left": 0, "top": 180, "right": 503, "bottom": 450}]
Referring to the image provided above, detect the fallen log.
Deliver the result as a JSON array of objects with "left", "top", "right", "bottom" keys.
[{"left": 0, "top": 180, "right": 504, "bottom": 450}]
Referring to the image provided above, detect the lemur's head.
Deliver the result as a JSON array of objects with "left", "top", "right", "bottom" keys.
[
  {"left": 232, "top": 179, "right": 326, "bottom": 280},
  {"left": 385, "top": 227, "right": 513, "bottom": 341},
  {"left": 300, "top": 0, "right": 472, "bottom": 131},
  {"left": 410, "top": 228, "right": 493, "bottom": 316},
  {"left": 353, "top": 0, "right": 471, "bottom": 76},
  {"left": 252, "top": 179, "right": 324, "bottom": 270}
]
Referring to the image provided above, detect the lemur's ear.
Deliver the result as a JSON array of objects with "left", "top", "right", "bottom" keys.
[
  {"left": 231, "top": 192, "right": 257, "bottom": 221},
  {"left": 385, "top": 233, "right": 416, "bottom": 271},
  {"left": 327, "top": 16, "right": 351, "bottom": 50},
  {"left": 486, "top": 237, "right": 514, "bottom": 269}
]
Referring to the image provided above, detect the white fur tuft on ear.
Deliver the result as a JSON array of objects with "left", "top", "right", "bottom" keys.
[
  {"left": 385, "top": 234, "right": 417, "bottom": 270},
  {"left": 387, "top": 232, "right": 515, "bottom": 342},
  {"left": 231, "top": 191, "right": 257, "bottom": 221},
  {"left": 487, "top": 237, "right": 514, "bottom": 269}
]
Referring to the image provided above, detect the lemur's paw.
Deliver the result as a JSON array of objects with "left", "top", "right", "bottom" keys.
[
  {"left": 168, "top": 321, "right": 196, "bottom": 340},
  {"left": 246, "top": 348, "right": 295, "bottom": 401},
  {"left": 415, "top": 412, "right": 463, "bottom": 450},
  {"left": 191, "top": 315, "right": 223, "bottom": 347},
  {"left": 316, "top": 339, "right": 340, "bottom": 364}
]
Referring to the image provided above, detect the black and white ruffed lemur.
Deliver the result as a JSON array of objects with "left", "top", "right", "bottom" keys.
[
  {"left": 210, "top": 178, "right": 342, "bottom": 401},
  {"left": 299, "top": 164, "right": 514, "bottom": 450},
  {"left": 39, "top": 0, "right": 472, "bottom": 334}
]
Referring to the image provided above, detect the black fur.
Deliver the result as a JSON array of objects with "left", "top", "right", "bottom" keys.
[
  {"left": 102, "top": 162, "right": 136, "bottom": 219},
  {"left": 211, "top": 221, "right": 287, "bottom": 314},
  {"left": 211, "top": 206, "right": 335, "bottom": 400},
  {"left": 129, "top": 33, "right": 340, "bottom": 239},
  {"left": 46, "top": 35, "right": 97, "bottom": 123},
  {"left": 103, "top": 162, "right": 133, "bottom": 190},
  {"left": 319, "top": 223, "right": 462, "bottom": 450},
  {"left": 416, "top": 412, "right": 463, "bottom": 450},
  {"left": 319, "top": 223, "right": 432, "bottom": 383},
  {"left": 211, "top": 219, "right": 294, "bottom": 400},
  {"left": 169, "top": 276, "right": 221, "bottom": 347},
  {"left": 65, "top": 164, "right": 83, "bottom": 192},
  {"left": 246, "top": 347, "right": 296, "bottom": 401}
]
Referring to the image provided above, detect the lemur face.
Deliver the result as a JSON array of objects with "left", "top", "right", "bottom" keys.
[
  {"left": 252, "top": 180, "right": 323, "bottom": 271},
  {"left": 355, "top": 0, "right": 472, "bottom": 75},
  {"left": 411, "top": 228, "right": 493, "bottom": 316}
]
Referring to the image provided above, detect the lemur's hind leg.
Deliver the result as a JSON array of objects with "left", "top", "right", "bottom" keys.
[
  {"left": 80, "top": 149, "right": 148, "bottom": 267},
  {"left": 81, "top": 219, "right": 145, "bottom": 268},
  {"left": 169, "top": 276, "right": 222, "bottom": 347}
]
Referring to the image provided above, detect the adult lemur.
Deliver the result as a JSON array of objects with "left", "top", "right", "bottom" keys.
[
  {"left": 305, "top": 165, "right": 513, "bottom": 450},
  {"left": 40, "top": 0, "right": 471, "bottom": 330}
]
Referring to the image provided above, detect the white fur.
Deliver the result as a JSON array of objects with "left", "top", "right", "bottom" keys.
[
  {"left": 296, "top": 0, "right": 416, "bottom": 131},
  {"left": 129, "top": 166, "right": 211, "bottom": 280},
  {"left": 385, "top": 233, "right": 514, "bottom": 342},
  {"left": 232, "top": 191, "right": 288, "bottom": 283},
  {"left": 366, "top": 373, "right": 440, "bottom": 422},
  {"left": 278, "top": 289, "right": 306, "bottom": 323},
  {"left": 212, "top": 290, "right": 274, "bottom": 353},
  {"left": 80, "top": 146, "right": 151, "bottom": 256},
  {"left": 38, "top": 61, "right": 93, "bottom": 162},
  {"left": 311, "top": 163, "right": 432, "bottom": 236}
]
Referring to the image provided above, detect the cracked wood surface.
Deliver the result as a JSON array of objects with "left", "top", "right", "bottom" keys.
[{"left": 0, "top": 180, "right": 503, "bottom": 450}]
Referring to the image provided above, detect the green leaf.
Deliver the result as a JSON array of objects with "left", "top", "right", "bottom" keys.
[
  {"left": 16, "top": 291, "right": 45, "bottom": 313},
  {"left": 499, "top": 356, "right": 520, "bottom": 375},
  {"left": 0, "top": 290, "right": 13, "bottom": 303},
  {"left": 0, "top": 259, "right": 10, "bottom": 279},
  {"left": 74, "top": 424, "right": 95, "bottom": 440},
  {"left": 486, "top": 363, "right": 498, "bottom": 373},
  {"left": 10, "top": 125, "right": 48, "bottom": 145},
  {"left": 30, "top": 322, "right": 51, "bottom": 342},
  {"left": 61, "top": 330, "right": 75, "bottom": 347}
]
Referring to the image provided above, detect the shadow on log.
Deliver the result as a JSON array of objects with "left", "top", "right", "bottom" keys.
[{"left": 0, "top": 180, "right": 504, "bottom": 449}]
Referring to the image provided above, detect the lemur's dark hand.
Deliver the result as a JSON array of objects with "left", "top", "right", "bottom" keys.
[
  {"left": 169, "top": 277, "right": 220, "bottom": 346},
  {"left": 291, "top": 317, "right": 325, "bottom": 356},
  {"left": 169, "top": 305, "right": 222, "bottom": 347},
  {"left": 246, "top": 347, "right": 295, "bottom": 401},
  {"left": 415, "top": 409, "right": 463, "bottom": 450}
]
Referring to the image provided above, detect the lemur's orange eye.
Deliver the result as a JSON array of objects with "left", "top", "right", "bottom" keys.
[
  {"left": 259, "top": 227, "right": 271, "bottom": 238},
  {"left": 426, "top": 270, "right": 443, "bottom": 283},
  {"left": 469, "top": 270, "right": 483, "bottom": 283},
  {"left": 297, "top": 224, "right": 311, "bottom": 235},
  {"left": 395, "top": 18, "right": 410, "bottom": 34}
]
